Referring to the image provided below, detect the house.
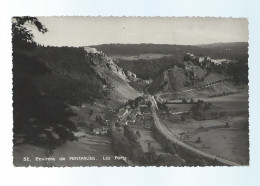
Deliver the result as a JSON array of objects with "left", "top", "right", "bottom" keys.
[
  {"left": 136, "top": 113, "right": 144, "bottom": 121},
  {"left": 139, "top": 104, "right": 147, "bottom": 108},
  {"left": 93, "top": 127, "right": 110, "bottom": 135}
]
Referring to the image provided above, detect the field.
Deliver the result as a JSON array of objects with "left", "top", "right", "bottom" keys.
[
  {"left": 161, "top": 92, "right": 249, "bottom": 164},
  {"left": 13, "top": 129, "right": 127, "bottom": 167},
  {"left": 166, "top": 103, "right": 192, "bottom": 112},
  {"left": 49, "top": 130, "right": 127, "bottom": 166},
  {"left": 195, "top": 91, "right": 248, "bottom": 115},
  {"left": 131, "top": 128, "right": 167, "bottom": 155},
  {"left": 109, "top": 54, "right": 174, "bottom": 61},
  {"left": 13, "top": 102, "right": 128, "bottom": 167},
  {"left": 191, "top": 127, "right": 249, "bottom": 164}
]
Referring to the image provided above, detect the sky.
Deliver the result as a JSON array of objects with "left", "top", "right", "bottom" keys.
[{"left": 30, "top": 17, "right": 248, "bottom": 47}]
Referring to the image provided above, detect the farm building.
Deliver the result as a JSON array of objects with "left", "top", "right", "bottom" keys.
[{"left": 93, "top": 127, "right": 110, "bottom": 135}]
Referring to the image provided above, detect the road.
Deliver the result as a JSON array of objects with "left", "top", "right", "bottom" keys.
[
  {"left": 160, "top": 78, "right": 233, "bottom": 96},
  {"left": 170, "top": 111, "right": 190, "bottom": 115},
  {"left": 149, "top": 95, "right": 241, "bottom": 166},
  {"left": 118, "top": 109, "right": 132, "bottom": 125}
]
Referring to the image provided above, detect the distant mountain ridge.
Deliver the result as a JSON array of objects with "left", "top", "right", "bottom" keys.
[
  {"left": 197, "top": 42, "right": 248, "bottom": 48},
  {"left": 91, "top": 42, "right": 248, "bottom": 62}
]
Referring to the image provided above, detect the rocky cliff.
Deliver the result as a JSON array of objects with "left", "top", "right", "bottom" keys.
[{"left": 84, "top": 47, "right": 140, "bottom": 105}]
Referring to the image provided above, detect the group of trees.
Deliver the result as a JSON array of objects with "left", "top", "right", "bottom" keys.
[
  {"left": 146, "top": 100, "right": 152, "bottom": 108},
  {"left": 182, "top": 98, "right": 188, "bottom": 104},
  {"left": 136, "top": 130, "right": 141, "bottom": 138},
  {"left": 12, "top": 16, "right": 47, "bottom": 50},
  {"left": 13, "top": 17, "right": 77, "bottom": 149},
  {"left": 110, "top": 124, "right": 185, "bottom": 166},
  {"left": 190, "top": 100, "right": 226, "bottom": 120},
  {"left": 224, "top": 61, "right": 248, "bottom": 84},
  {"left": 125, "top": 96, "right": 144, "bottom": 109},
  {"left": 95, "top": 115, "right": 107, "bottom": 126},
  {"left": 197, "top": 59, "right": 248, "bottom": 85},
  {"left": 157, "top": 101, "right": 170, "bottom": 116},
  {"left": 117, "top": 56, "right": 182, "bottom": 79},
  {"left": 110, "top": 125, "right": 144, "bottom": 164},
  {"left": 209, "top": 91, "right": 237, "bottom": 98},
  {"left": 191, "top": 100, "right": 211, "bottom": 120}
]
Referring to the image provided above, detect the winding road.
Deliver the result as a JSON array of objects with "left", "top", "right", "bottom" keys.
[
  {"left": 149, "top": 95, "right": 241, "bottom": 166},
  {"left": 160, "top": 78, "right": 233, "bottom": 96}
]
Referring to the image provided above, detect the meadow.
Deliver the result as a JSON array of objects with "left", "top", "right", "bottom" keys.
[{"left": 161, "top": 91, "right": 249, "bottom": 164}]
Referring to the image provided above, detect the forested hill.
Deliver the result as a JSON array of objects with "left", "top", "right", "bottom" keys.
[
  {"left": 13, "top": 46, "right": 106, "bottom": 149},
  {"left": 91, "top": 42, "right": 248, "bottom": 62},
  {"left": 13, "top": 46, "right": 140, "bottom": 150},
  {"left": 198, "top": 42, "right": 248, "bottom": 49}
]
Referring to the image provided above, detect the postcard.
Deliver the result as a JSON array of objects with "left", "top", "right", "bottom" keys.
[{"left": 12, "top": 16, "right": 249, "bottom": 167}]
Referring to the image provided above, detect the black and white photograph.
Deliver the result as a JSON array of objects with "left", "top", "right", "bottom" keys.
[{"left": 12, "top": 16, "right": 249, "bottom": 167}]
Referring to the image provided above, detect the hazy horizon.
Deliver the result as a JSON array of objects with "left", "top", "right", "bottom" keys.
[
  {"left": 88, "top": 41, "right": 248, "bottom": 46},
  {"left": 31, "top": 17, "right": 248, "bottom": 47}
]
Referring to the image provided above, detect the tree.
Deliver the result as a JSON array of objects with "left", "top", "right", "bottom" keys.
[
  {"left": 13, "top": 17, "right": 78, "bottom": 150},
  {"left": 146, "top": 100, "right": 152, "bottom": 108},
  {"left": 148, "top": 142, "right": 151, "bottom": 151},
  {"left": 89, "top": 123, "right": 94, "bottom": 131},
  {"left": 147, "top": 147, "right": 156, "bottom": 163},
  {"left": 182, "top": 98, "right": 187, "bottom": 104},
  {"left": 203, "top": 102, "right": 209, "bottom": 110},
  {"left": 134, "top": 99, "right": 139, "bottom": 107},
  {"left": 89, "top": 109, "right": 93, "bottom": 116},
  {"left": 127, "top": 99, "right": 135, "bottom": 108},
  {"left": 96, "top": 115, "right": 99, "bottom": 122},
  {"left": 136, "top": 130, "right": 141, "bottom": 138},
  {"left": 99, "top": 116, "right": 104, "bottom": 124},
  {"left": 195, "top": 137, "right": 201, "bottom": 143},
  {"left": 12, "top": 16, "right": 47, "bottom": 49},
  {"left": 166, "top": 107, "right": 170, "bottom": 117},
  {"left": 226, "top": 122, "right": 230, "bottom": 128},
  {"left": 115, "top": 121, "right": 120, "bottom": 127}
]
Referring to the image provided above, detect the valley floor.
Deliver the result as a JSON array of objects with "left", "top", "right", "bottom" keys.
[{"left": 160, "top": 92, "right": 249, "bottom": 165}]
